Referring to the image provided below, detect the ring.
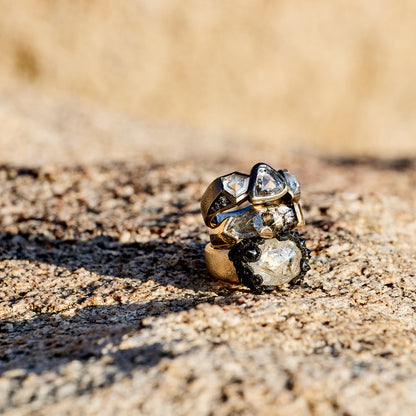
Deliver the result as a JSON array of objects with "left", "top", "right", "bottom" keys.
[
  {"left": 205, "top": 232, "right": 310, "bottom": 292},
  {"left": 201, "top": 163, "right": 310, "bottom": 292},
  {"left": 201, "top": 163, "right": 301, "bottom": 228},
  {"left": 208, "top": 202, "right": 304, "bottom": 248},
  {"left": 200, "top": 171, "right": 250, "bottom": 228}
]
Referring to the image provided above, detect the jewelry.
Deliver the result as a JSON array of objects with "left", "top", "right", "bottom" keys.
[
  {"left": 205, "top": 232, "right": 310, "bottom": 292},
  {"left": 208, "top": 202, "right": 304, "bottom": 248},
  {"left": 201, "top": 171, "right": 250, "bottom": 228},
  {"left": 201, "top": 163, "right": 301, "bottom": 228},
  {"left": 201, "top": 163, "right": 310, "bottom": 292}
]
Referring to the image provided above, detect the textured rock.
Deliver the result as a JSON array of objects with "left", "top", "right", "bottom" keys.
[{"left": 0, "top": 89, "right": 416, "bottom": 415}]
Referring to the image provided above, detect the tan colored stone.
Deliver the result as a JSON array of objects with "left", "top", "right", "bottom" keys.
[{"left": 0, "top": 89, "right": 415, "bottom": 416}]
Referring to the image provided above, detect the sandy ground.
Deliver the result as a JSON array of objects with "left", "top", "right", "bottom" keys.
[{"left": 0, "top": 88, "right": 416, "bottom": 415}]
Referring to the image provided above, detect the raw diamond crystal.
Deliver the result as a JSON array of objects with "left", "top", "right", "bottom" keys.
[
  {"left": 273, "top": 204, "right": 297, "bottom": 230},
  {"left": 250, "top": 239, "right": 302, "bottom": 286},
  {"left": 222, "top": 204, "right": 298, "bottom": 241},
  {"left": 222, "top": 173, "right": 249, "bottom": 199},
  {"left": 223, "top": 206, "right": 263, "bottom": 240}
]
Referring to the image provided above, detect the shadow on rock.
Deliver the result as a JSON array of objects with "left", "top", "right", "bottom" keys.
[
  {"left": 0, "top": 296, "right": 230, "bottom": 411},
  {"left": 0, "top": 233, "right": 239, "bottom": 379},
  {"left": 0, "top": 298, "right": 217, "bottom": 376},
  {"left": 0, "top": 232, "right": 213, "bottom": 292}
]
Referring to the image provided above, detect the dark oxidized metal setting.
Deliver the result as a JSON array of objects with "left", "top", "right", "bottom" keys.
[{"left": 228, "top": 232, "right": 311, "bottom": 292}]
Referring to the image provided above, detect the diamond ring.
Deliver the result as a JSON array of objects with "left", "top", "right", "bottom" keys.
[
  {"left": 208, "top": 202, "right": 304, "bottom": 248},
  {"left": 201, "top": 163, "right": 301, "bottom": 228},
  {"left": 205, "top": 232, "right": 310, "bottom": 292},
  {"left": 201, "top": 163, "right": 310, "bottom": 292}
]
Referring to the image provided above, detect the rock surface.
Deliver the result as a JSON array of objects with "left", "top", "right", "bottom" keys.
[{"left": 1, "top": 90, "right": 416, "bottom": 415}]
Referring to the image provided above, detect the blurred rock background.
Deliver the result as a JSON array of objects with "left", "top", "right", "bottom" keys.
[{"left": 0, "top": 0, "right": 415, "bottom": 159}]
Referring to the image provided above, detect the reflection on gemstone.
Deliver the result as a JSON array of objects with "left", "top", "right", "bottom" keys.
[
  {"left": 258, "top": 226, "right": 273, "bottom": 238},
  {"left": 222, "top": 173, "right": 249, "bottom": 199},
  {"left": 272, "top": 204, "right": 296, "bottom": 229},
  {"left": 251, "top": 165, "right": 286, "bottom": 200},
  {"left": 224, "top": 207, "right": 261, "bottom": 239},
  {"left": 223, "top": 204, "right": 297, "bottom": 241},
  {"left": 283, "top": 171, "right": 301, "bottom": 198},
  {"left": 250, "top": 239, "right": 302, "bottom": 285}
]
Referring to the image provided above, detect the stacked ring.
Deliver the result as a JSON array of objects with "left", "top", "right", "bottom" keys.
[{"left": 201, "top": 163, "right": 310, "bottom": 292}]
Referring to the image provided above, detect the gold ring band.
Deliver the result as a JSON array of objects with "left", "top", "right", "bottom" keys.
[
  {"left": 204, "top": 243, "right": 239, "bottom": 283},
  {"left": 205, "top": 232, "right": 311, "bottom": 292}
]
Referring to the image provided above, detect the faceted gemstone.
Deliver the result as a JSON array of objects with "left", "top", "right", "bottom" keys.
[
  {"left": 283, "top": 171, "right": 301, "bottom": 198},
  {"left": 222, "top": 173, "right": 249, "bottom": 199},
  {"left": 251, "top": 164, "right": 286, "bottom": 202},
  {"left": 249, "top": 239, "right": 302, "bottom": 286}
]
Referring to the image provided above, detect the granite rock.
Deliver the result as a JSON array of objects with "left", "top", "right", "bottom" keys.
[{"left": 0, "top": 90, "right": 416, "bottom": 415}]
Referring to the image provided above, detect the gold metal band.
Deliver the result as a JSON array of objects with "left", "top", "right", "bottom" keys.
[
  {"left": 200, "top": 172, "right": 250, "bottom": 228},
  {"left": 204, "top": 243, "right": 239, "bottom": 283}
]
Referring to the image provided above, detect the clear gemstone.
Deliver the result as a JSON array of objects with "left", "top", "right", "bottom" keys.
[
  {"left": 250, "top": 239, "right": 302, "bottom": 285},
  {"left": 223, "top": 204, "right": 298, "bottom": 240},
  {"left": 252, "top": 166, "right": 286, "bottom": 200},
  {"left": 222, "top": 173, "right": 249, "bottom": 199},
  {"left": 273, "top": 204, "right": 296, "bottom": 229},
  {"left": 283, "top": 171, "right": 301, "bottom": 197},
  {"left": 224, "top": 207, "right": 262, "bottom": 239}
]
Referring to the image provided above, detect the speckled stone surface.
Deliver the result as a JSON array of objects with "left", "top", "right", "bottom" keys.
[{"left": 1, "top": 91, "right": 416, "bottom": 415}]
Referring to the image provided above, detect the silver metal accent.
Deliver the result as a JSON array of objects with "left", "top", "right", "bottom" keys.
[{"left": 209, "top": 202, "right": 303, "bottom": 247}]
